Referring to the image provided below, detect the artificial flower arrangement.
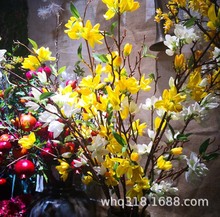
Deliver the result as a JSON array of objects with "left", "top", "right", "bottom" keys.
[{"left": 0, "top": 0, "right": 220, "bottom": 216}]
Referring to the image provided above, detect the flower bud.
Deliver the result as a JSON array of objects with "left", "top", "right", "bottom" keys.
[
  {"left": 114, "top": 56, "right": 122, "bottom": 67},
  {"left": 130, "top": 152, "right": 139, "bottom": 162},
  {"left": 174, "top": 54, "right": 185, "bottom": 71},
  {"left": 171, "top": 147, "right": 183, "bottom": 155},
  {"left": 123, "top": 43, "right": 132, "bottom": 56}
]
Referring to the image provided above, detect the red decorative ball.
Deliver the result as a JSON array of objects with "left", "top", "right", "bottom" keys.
[
  {"left": 14, "top": 159, "right": 35, "bottom": 179},
  {"left": 0, "top": 141, "right": 12, "bottom": 153},
  {"left": 20, "top": 113, "right": 37, "bottom": 132},
  {"left": 0, "top": 178, "right": 7, "bottom": 185}
]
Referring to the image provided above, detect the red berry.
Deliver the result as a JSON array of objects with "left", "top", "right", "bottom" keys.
[
  {"left": 0, "top": 141, "right": 12, "bottom": 153},
  {"left": 65, "top": 80, "right": 77, "bottom": 89},
  {"left": 0, "top": 178, "right": 7, "bottom": 185},
  {"left": 20, "top": 113, "right": 37, "bottom": 132},
  {"left": 14, "top": 159, "right": 35, "bottom": 179},
  {"left": 25, "top": 71, "right": 37, "bottom": 80}
]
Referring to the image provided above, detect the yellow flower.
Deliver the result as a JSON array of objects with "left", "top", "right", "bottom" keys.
[
  {"left": 56, "top": 159, "right": 70, "bottom": 181},
  {"left": 82, "top": 172, "right": 93, "bottom": 185},
  {"left": 64, "top": 17, "right": 83, "bottom": 39},
  {"left": 18, "top": 132, "right": 36, "bottom": 149},
  {"left": 106, "top": 85, "right": 121, "bottom": 111},
  {"left": 207, "top": 3, "right": 220, "bottom": 31},
  {"left": 81, "top": 20, "right": 104, "bottom": 48},
  {"left": 140, "top": 74, "right": 152, "bottom": 91},
  {"left": 80, "top": 75, "right": 104, "bottom": 90},
  {"left": 187, "top": 69, "right": 208, "bottom": 101},
  {"left": 115, "top": 158, "right": 132, "bottom": 178},
  {"left": 127, "top": 177, "right": 150, "bottom": 200},
  {"left": 104, "top": 170, "right": 118, "bottom": 186},
  {"left": 22, "top": 55, "right": 41, "bottom": 70},
  {"left": 173, "top": 0, "right": 186, "bottom": 7},
  {"left": 123, "top": 43, "right": 132, "bottom": 56},
  {"left": 117, "top": 76, "right": 140, "bottom": 94},
  {"left": 102, "top": 0, "right": 140, "bottom": 20},
  {"left": 174, "top": 54, "right": 185, "bottom": 71},
  {"left": 22, "top": 47, "right": 55, "bottom": 70},
  {"left": 130, "top": 152, "right": 139, "bottom": 162},
  {"left": 154, "top": 116, "right": 166, "bottom": 131},
  {"left": 132, "top": 119, "right": 147, "bottom": 136},
  {"left": 155, "top": 86, "right": 186, "bottom": 112},
  {"left": 157, "top": 155, "right": 172, "bottom": 170},
  {"left": 171, "top": 147, "right": 183, "bottom": 155},
  {"left": 34, "top": 47, "right": 56, "bottom": 62}
]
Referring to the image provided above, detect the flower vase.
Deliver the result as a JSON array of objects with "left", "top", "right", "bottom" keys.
[{"left": 26, "top": 187, "right": 97, "bottom": 217}]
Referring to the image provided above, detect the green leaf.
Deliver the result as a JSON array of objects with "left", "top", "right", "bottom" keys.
[
  {"left": 39, "top": 92, "right": 54, "bottom": 100},
  {"left": 93, "top": 53, "right": 108, "bottom": 63},
  {"left": 199, "top": 138, "right": 210, "bottom": 155},
  {"left": 58, "top": 66, "right": 66, "bottom": 75},
  {"left": 110, "top": 21, "right": 118, "bottom": 34},
  {"left": 77, "top": 43, "right": 82, "bottom": 59},
  {"left": 112, "top": 131, "right": 127, "bottom": 147},
  {"left": 142, "top": 44, "right": 156, "bottom": 58},
  {"left": 203, "top": 153, "right": 219, "bottom": 161},
  {"left": 184, "top": 17, "right": 196, "bottom": 28},
  {"left": 28, "top": 38, "right": 38, "bottom": 50},
  {"left": 70, "top": 2, "right": 80, "bottom": 18},
  {"left": 4, "top": 86, "right": 13, "bottom": 98},
  {"left": 122, "top": 146, "right": 128, "bottom": 153},
  {"left": 176, "top": 133, "right": 192, "bottom": 142}
]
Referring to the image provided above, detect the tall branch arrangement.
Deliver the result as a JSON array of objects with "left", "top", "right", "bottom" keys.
[{"left": 0, "top": 0, "right": 220, "bottom": 216}]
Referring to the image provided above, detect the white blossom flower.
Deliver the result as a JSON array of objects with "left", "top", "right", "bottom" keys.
[
  {"left": 39, "top": 104, "right": 59, "bottom": 124},
  {"left": 185, "top": 152, "right": 208, "bottom": 184},
  {"left": 201, "top": 93, "right": 219, "bottom": 110},
  {"left": 136, "top": 142, "right": 153, "bottom": 155},
  {"left": 73, "top": 154, "right": 88, "bottom": 167},
  {"left": 48, "top": 120, "right": 65, "bottom": 138},
  {"left": 0, "top": 49, "right": 6, "bottom": 62},
  {"left": 174, "top": 24, "right": 199, "bottom": 44},
  {"left": 25, "top": 101, "right": 40, "bottom": 111},
  {"left": 148, "top": 129, "right": 155, "bottom": 140},
  {"left": 164, "top": 35, "right": 179, "bottom": 56},
  {"left": 87, "top": 135, "right": 109, "bottom": 162},
  {"left": 150, "top": 181, "right": 178, "bottom": 198},
  {"left": 37, "top": 71, "right": 47, "bottom": 83},
  {"left": 165, "top": 129, "right": 180, "bottom": 143},
  {"left": 213, "top": 47, "right": 220, "bottom": 65},
  {"left": 141, "top": 96, "right": 159, "bottom": 110}
]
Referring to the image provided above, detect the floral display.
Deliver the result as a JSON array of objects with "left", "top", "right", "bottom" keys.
[{"left": 0, "top": 0, "right": 220, "bottom": 216}]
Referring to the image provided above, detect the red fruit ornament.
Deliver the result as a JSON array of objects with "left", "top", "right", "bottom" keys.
[
  {"left": 38, "top": 66, "right": 52, "bottom": 77},
  {"left": 20, "top": 113, "right": 37, "bottom": 132},
  {"left": 25, "top": 70, "right": 37, "bottom": 80},
  {"left": 65, "top": 80, "right": 77, "bottom": 89},
  {"left": 0, "top": 133, "right": 14, "bottom": 141},
  {"left": 0, "top": 141, "right": 12, "bottom": 153},
  {"left": 14, "top": 159, "right": 35, "bottom": 179},
  {"left": 0, "top": 178, "right": 7, "bottom": 185}
]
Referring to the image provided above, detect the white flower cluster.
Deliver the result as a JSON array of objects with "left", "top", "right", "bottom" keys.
[
  {"left": 185, "top": 152, "right": 209, "bottom": 184},
  {"left": 164, "top": 24, "right": 199, "bottom": 56},
  {"left": 179, "top": 93, "right": 219, "bottom": 122},
  {"left": 150, "top": 181, "right": 178, "bottom": 199},
  {"left": 213, "top": 47, "right": 220, "bottom": 65}
]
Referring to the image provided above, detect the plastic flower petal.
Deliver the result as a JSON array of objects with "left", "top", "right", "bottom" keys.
[
  {"left": 48, "top": 120, "right": 65, "bottom": 138},
  {"left": 81, "top": 20, "right": 104, "bottom": 48},
  {"left": 56, "top": 159, "right": 70, "bottom": 181},
  {"left": 18, "top": 132, "right": 36, "bottom": 149},
  {"left": 157, "top": 155, "right": 172, "bottom": 170}
]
